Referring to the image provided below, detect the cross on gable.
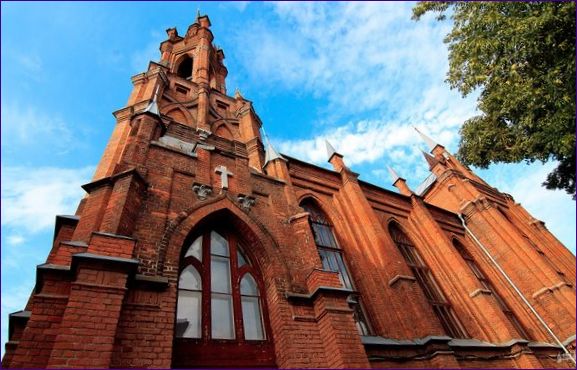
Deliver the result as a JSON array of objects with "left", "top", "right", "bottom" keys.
[{"left": 215, "top": 165, "right": 233, "bottom": 189}]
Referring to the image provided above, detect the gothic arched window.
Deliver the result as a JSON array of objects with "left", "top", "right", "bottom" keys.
[
  {"left": 174, "top": 228, "right": 274, "bottom": 368},
  {"left": 452, "top": 239, "right": 530, "bottom": 339},
  {"left": 176, "top": 55, "right": 193, "bottom": 80},
  {"left": 388, "top": 222, "right": 468, "bottom": 339},
  {"left": 300, "top": 199, "right": 371, "bottom": 336}
]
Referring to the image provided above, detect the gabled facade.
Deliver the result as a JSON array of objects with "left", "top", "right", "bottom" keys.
[{"left": 2, "top": 15, "right": 575, "bottom": 369}]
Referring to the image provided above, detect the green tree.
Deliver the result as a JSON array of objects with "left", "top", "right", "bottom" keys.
[{"left": 413, "top": 1, "right": 576, "bottom": 198}]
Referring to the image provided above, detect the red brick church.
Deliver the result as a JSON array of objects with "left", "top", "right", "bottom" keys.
[{"left": 3, "top": 15, "right": 575, "bottom": 368}]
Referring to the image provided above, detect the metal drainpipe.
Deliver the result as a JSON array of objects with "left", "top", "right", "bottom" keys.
[{"left": 458, "top": 214, "right": 576, "bottom": 366}]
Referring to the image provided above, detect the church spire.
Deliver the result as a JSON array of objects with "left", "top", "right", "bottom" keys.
[
  {"left": 325, "top": 140, "right": 339, "bottom": 161},
  {"left": 413, "top": 126, "right": 440, "bottom": 152},
  {"left": 420, "top": 149, "right": 440, "bottom": 170},
  {"left": 387, "top": 166, "right": 412, "bottom": 196},
  {"left": 387, "top": 166, "right": 401, "bottom": 184}
]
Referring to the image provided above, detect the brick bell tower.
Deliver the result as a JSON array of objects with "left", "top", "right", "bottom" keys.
[{"left": 2, "top": 14, "right": 367, "bottom": 369}]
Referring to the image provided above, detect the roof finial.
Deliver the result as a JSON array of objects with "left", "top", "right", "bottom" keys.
[
  {"left": 262, "top": 127, "right": 286, "bottom": 164},
  {"left": 413, "top": 126, "right": 438, "bottom": 152},
  {"left": 325, "top": 140, "right": 337, "bottom": 160},
  {"left": 197, "top": 7, "right": 201, "bottom": 20},
  {"left": 420, "top": 149, "right": 440, "bottom": 169},
  {"left": 265, "top": 141, "right": 286, "bottom": 164},
  {"left": 387, "top": 166, "right": 413, "bottom": 196},
  {"left": 387, "top": 166, "right": 401, "bottom": 184}
]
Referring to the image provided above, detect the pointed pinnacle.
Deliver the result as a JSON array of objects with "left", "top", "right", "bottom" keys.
[
  {"left": 325, "top": 140, "right": 337, "bottom": 160},
  {"left": 144, "top": 85, "right": 161, "bottom": 116},
  {"left": 420, "top": 149, "right": 439, "bottom": 169},
  {"left": 265, "top": 141, "right": 286, "bottom": 164},
  {"left": 413, "top": 126, "right": 438, "bottom": 152},
  {"left": 387, "top": 166, "right": 401, "bottom": 184}
]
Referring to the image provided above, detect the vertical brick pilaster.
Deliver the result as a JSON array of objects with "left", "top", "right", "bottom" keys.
[
  {"left": 99, "top": 171, "right": 146, "bottom": 237},
  {"left": 46, "top": 254, "right": 138, "bottom": 368},
  {"left": 9, "top": 266, "right": 70, "bottom": 368},
  {"left": 313, "top": 291, "right": 369, "bottom": 368},
  {"left": 306, "top": 269, "right": 370, "bottom": 368},
  {"left": 72, "top": 184, "right": 112, "bottom": 243}
]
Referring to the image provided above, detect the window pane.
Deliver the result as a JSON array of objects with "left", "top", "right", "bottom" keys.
[
  {"left": 240, "top": 274, "right": 259, "bottom": 296},
  {"left": 211, "top": 293, "right": 235, "bottom": 339},
  {"left": 353, "top": 304, "right": 370, "bottom": 336},
  {"left": 329, "top": 250, "right": 341, "bottom": 272},
  {"left": 176, "top": 290, "right": 201, "bottom": 338},
  {"left": 313, "top": 223, "right": 339, "bottom": 249},
  {"left": 211, "top": 255, "right": 231, "bottom": 293},
  {"left": 319, "top": 249, "right": 330, "bottom": 270},
  {"left": 237, "top": 249, "right": 248, "bottom": 267},
  {"left": 242, "top": 296, "right": 265, "bottom": 340},
  {"left": 211, "top": 231, "right": 229, "bottom": 256},
  {"left": 335, "top": 253, "right": 353, "bottom": 290},
  {"left": 184, "top": 236, "right": 202, "bottom": 261},
  {"left": 179, "top": 265, "right": 201, "bottom": 291}
]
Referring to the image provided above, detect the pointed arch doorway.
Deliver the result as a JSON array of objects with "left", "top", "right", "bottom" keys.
[{"left": 172, "top": 219, "right": 276, "bottom": 368}]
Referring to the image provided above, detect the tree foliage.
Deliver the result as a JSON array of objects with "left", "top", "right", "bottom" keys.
[{"left": 413, "top": 1, "right": 576, "bottom": 198}]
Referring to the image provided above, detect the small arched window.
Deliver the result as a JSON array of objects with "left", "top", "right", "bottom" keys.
[
  {"left": 174, "top": 228, "right": 275, "bottom": 368},
  {"left": 452, "top": 239, "right": 530, "bottom": 339},
  {"left": 300, "top": 199, "right": 371, "bottom": 336},
  {"left": 176, "top": 55, "right": 193, "bottom": 80},
  {"left": 388, "top": 222, "right": 468, "bottom": 339}
]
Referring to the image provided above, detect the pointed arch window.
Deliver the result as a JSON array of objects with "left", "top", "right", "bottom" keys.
[
  {"left": 174, "top": 228, "right": 273, "bottom": 368},
  {"left": 452, "top": 239, "right": 530, "bottom": 339},
  {"left": 300, "top": 199, "right": 372, "bottom": 336},
  {"left": 388, "top": 222, "right": 468, "bottom": 339}
]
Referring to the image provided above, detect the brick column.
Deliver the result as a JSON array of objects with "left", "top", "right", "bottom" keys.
[
  {"left": 9, "top": 265, "right": 70, "bottom": 368},
  {"left": 307, "top": 270, "right": 370, "bottom": 368},
  {"left": 46, "top": 254, "right": 138, "bottom": 368}
]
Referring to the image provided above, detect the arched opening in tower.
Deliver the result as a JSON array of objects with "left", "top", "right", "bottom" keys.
[{"left": 176, "top": 56, "right": 193, "bottom": 80}]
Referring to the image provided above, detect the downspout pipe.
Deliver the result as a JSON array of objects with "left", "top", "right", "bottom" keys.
[{"left": 458, "top": 214, "right": 576, "bottom": 366}]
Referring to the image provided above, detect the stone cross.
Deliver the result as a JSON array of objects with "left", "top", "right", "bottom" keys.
[{"left": 215, "top": 165, "right": 233, "bottom": 189}]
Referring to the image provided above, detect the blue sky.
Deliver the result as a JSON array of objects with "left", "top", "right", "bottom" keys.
[{"left": 1, "top": 1, "right": 575, "bottom": 355}]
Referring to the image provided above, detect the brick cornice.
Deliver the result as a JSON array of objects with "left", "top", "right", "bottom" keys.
[
  {"left": 284, "top": 286, "right": 354, "bottom": 303},
  {"left": 460, "top": 196, "right": 495, "bottom": 220},
  {"left": 71, "top": 252, "right": 139, "bottom": 275},
  {"left": 81, "top": 168, "right": 147, "bottom": 194}
]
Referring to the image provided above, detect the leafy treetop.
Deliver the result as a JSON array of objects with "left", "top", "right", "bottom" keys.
[{"left": 413, "top": 1, "right": 576, "bottom": 198}]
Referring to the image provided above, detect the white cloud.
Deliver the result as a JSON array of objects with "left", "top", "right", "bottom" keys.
[
  {"left": 0, "top": 102, "right": 75, "bottom": 153},
  {"left": 14, "top": 53, "right": 43, "bottom": 73},
  {"left": 131, "top": 31, "right": 164, "bottom": 73},
  {"left": 6, "top": 234, "right": 25, "bottom": 246},
  {"left": 239, "top": 1, "right": 478, "bottom": 183},
  {"left": 1, "top": 166, "right": 94, "bottom": 234},
  {"left": 220, "top": 1, "right": 251, "bottom": 12},
  {"left": 236, "top": 2, "right": 460, "bottom": 117}
]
